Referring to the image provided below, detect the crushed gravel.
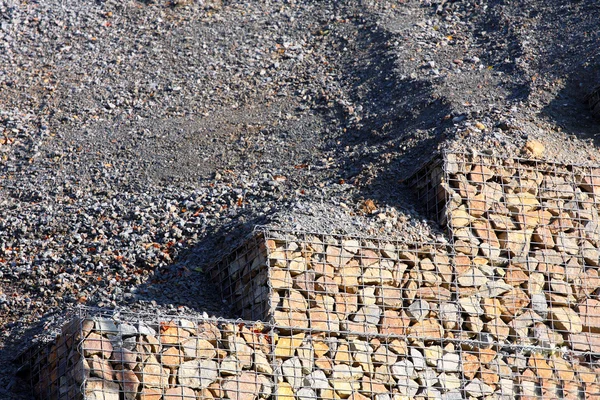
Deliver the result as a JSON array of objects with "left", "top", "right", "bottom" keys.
[{"left": 1, "top": 0, "right": 599, "bottom": 397}]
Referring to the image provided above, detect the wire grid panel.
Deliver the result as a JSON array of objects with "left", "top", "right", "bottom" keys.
[
  {"left": 21, "top": 317, "right": 84, "bottom": 400},
  {"left": 410, "top": 153, "right": 600, "bottom": 356},
  {"left": 24, "top": 308, "right": 276, "bottom": 400},
  {"left": 263, "top": 230, "right": 454, "bottom": 340},
  {"left": 22, "top": 308, "right": 600, "bottom": 400},
  {"left": 208, "top": 233, "right": 270, "bottom": 321}
]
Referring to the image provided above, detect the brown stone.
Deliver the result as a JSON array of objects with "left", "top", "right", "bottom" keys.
[
  {"left": 83, "top": 333, "right": 113, "bottom": 359},
  {"left": 375, "top": 286, "right": 403, "bottom": 309},
  {"left": 222, "top": 372, "right": 261, "bottom": 400},
  {"left": 499, "top": 287, "right": 530, "bottom": 317},
  {"left": 528, "top": 353, "right": 553, "bottom": 379},
  {"left": 569, "top": 332, "right": 600, "bottom": 352},
  {"left": 273, "top": 310, "right": 309, "bottom": 330},
  {"left": 335, "top": 292, "right": 358, "bottom": 318},
  {"left": 504, "top": 266, "right": 529, "bottom": 286},
  {"left": 472, "top": 219, "right": 500, "bottom": 248},
  {"left": 271, "top": 269, "right": 293, "bottom": 290},
  {"left": 161, "top": 346, "right": 184, "bottom": 369},
  {"left": 497, "top": 229, "right": 533, "bottom": 258},
  {"left": 548, "top": 307, "right": 583, "bottom": 334},
  {"left": 136, "top": 354, "right": 168, "bottom": 388},
  {"left": 415, "top": 286, "right": 452, "bottom": 302},
  {"left": 138, "top": 388, "right": 162, "bottom": 400},
  {"left": 380, "top": 310, "right": 410, "bottom": 336},
  {"left": 360, "top": 267, "right": 394, "bottom": 285},
  {"left": 549, "top": 356, "right": 574, "bottom": 382},
  {"left": 309, "top": 307, "right": 340, "bottom": 333},
  {"left": 470, "top": 349, "right": 493, "bottom": 365},
  {"left": 462, "top": 353, "right": 480, "bottom": 380},
  {"left": 479, "top": 368, "right": 500, "bottom": 386},
  {"left": 89, "top": 355, "right": 113, "bottom": 381},
  {"left": 164, "top": 387, "right": 196, "bottom": 400},
  {"left": 274, "top": 332, "right": 305, "bottom": 359},
  {"left": 338, "top": 259, "right": 360, "bottom": 293},
  {"left": 450, "top": 205, "right": 473, "bottom": 228},
  {"left": 407, "top": 318, "right": 443, "bottom": 340},
  {"left": 532, "top": 226, "right": 555, "bottom": 249},
  {"left": 159, "top": 323, "right": 190, "bottom": 345},
  {"left": 579, "top": 299, "right": 600, "bottom": 333},
  {"left": 484, "top": 317, "right": 510, "bottom": 341}
]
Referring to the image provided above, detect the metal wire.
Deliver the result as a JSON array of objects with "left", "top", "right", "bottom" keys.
[{"left": 20, "top": 150, "right": 600, "bottom": 399}]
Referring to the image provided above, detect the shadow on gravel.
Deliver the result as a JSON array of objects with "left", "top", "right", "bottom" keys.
[
  {"left": 542, "top": 59, "right": 600, "bottom": 145},
  {"left": 325, "top": 18, "right": 453, "bottom": 211}
]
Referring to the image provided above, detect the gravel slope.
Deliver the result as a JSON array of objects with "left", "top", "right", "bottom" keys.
[{"left": 1, "top": 0, "right": 599, "bottom": 396}]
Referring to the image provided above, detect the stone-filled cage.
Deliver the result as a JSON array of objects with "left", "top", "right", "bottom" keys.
[{"left": 17, "top": 150, "right": 600, "bottom": 399}]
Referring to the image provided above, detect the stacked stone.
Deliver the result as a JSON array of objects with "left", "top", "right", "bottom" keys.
[
  {"left": 28, "top": 315, "right": 274, "bottom": 400},
  {"left": 208, "top": 235, "right": 270, "bottom": 321},
  {"left": 266, "top": 237, "right": 453, "bottom": 339}
]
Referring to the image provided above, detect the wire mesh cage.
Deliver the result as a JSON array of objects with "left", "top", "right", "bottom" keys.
[{"left": 19, "top": 151, "right": 600, "bottom": 399}]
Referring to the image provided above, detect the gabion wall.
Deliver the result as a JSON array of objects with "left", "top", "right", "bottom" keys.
[{"left": 21, "top": 151, "right": 600, "bottom": 399}]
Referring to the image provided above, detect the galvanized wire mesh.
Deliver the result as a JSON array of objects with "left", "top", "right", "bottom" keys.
[{"left": 20, "top": 151, "right": 600, "bottom": 399}]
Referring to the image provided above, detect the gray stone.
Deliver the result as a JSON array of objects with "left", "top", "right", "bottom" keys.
[
  {"left": 464, "top": 378, "right": 493, "bottom": 397},
  {"left": 304, "top": 370, "right": 329, "bottom": 390},
  {"left": 282, "top": 357, "right": 303, "bottom": 389},
  {"left": 297, "top": 388, "right": 317, "bottom": 400},
  {"left": 407, "top": 300, "right": 430, "bottom": 322},
  {"left": 437, "top": 353, "right": 460, "bottom": 372},
  {"left": 391, "top": 359, "right": 415, "bottom": 380}
]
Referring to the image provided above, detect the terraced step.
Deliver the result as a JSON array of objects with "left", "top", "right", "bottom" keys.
[{"left": 19, "top": 152, "right": 600, "bottom": 399}]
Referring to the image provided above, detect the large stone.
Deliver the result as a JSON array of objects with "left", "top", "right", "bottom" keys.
[
  {"left": 275, "top": 382, "right": 295, "bottom": 400},
  {"left": 115, "top": 370, "right": 140, "bottom": 400},
  {"left": 438, "top": 303, "right": 460, "bottom": 330},
  {"left": 85, "top": 379, "right": 120, "bottom": 400},
  {"left": 407, "top": 300, "right": 430, "bottom": 322},
  {"left": 271, "top": 269, "right": 293, "bottom": 289},
  {"left": 408, "top": 319, "right": 443, "bottom": 340},
  {"left": 497, "top": 230, "right": 533, "bottom": 258},
  {"left": 89, "top": 355, "right": 113, "bottom": 381},
  {"left": 459, "top": 296, "right": 484, "bottom": 316},
  {"left": 499, "top": 287, "right": 530, "bottom": 317},
  {"left": 297, "top": 388, "right": 317, "bottom": 400},
  {"left": 304, "top": 370, "right": 330, "bottom": 390},
  {"left": 569, "top": 331, "right": 600, "bottom": 352},
  {"left": 83, "top": 333, "right": 113, "bottom": 359},
  {"left": 136, "top": 354, "right": 168, "bottom": 388},
  {"left": 332, "top": 364, "right": 362, "bottom": 397},
  {"left": 578, "top": 299, "right": 600, "bottom": 332},
  {"left": 281, "top": 289, "right": 308, "bottom": 312},
  {"left": 464, "top": 378, "right": 493, "bottom": 397},
  {"left": 177, "top": 359, "right": 217, "bottom": 389},
  {"left": 353, "top": 305, "right": 381, "bottom": 325},
  {"left": 282, "top": 357, "right": 303, "bottom": 390},
  {"left": 159, "top": 323, "right": 190, "bottom": 345},
  {"left": 360, "top": 267, "right": 394, "bottom": 285},
  {"left": 457, "top": 267, "right": 488, "bottom": 287},
  {"left": 548, "top": 307, "right": 582, "bottom": 334},
  {"left": 309, "top": 307, "right": 340, "bottom": 333},
  {"left": 273, "top": 310, "right": 309, "bottom": 330},
  {"left": 160, "top": 346, "right": 184, "bottom": 369},
  {"left": 111, "top": 347, "right": 138, "bottom": 369},
  {"left": 350, "top": 339, "right": 374, "bottom": 375},
  {"left": 222, "top": 372, "right": 261, "bottom": 400},
  {"left": 380, "top": 310, "right": 410, "bottom": 336},
  {"left": 182, "top": 338, "right": 216, "bottom": 359},
  {"left": 391, "top": 360, "right": 415, "bottom": 380},
  {"left": 376, "top": 286, "right": 403, "bottom": 309},
  {"left": 437, "top": 353, "right": 460, "bottom": 373}
]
